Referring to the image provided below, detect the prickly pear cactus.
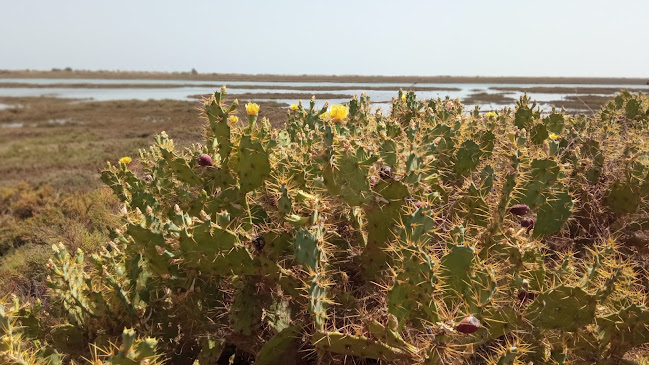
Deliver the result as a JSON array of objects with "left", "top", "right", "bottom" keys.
[{"left": 18, "top": 88, "right": 649, "bottom": 364}]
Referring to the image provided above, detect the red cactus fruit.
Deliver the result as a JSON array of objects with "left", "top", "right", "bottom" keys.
[
  {"left": 198, "top": 153, "right": 213, "bottom": 167},
  {"left": 509, "top": 204, "right": 530, "bottom": 216},
  {"left": 455, "top": 315, "right": 481, "bottom": 334},
  {"left": 370, "top": 176, "right": 377, "bottom": 188}
]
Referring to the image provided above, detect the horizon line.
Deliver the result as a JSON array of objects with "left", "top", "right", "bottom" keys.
[{"left": 1, "top": 68, "right": 648, "bottom": 81}]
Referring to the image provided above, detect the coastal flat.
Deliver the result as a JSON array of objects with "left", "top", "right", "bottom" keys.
[
  {"left": 1, "top": 69, "right": 647, "bottom": 85},
  {"left": 0, "top": 97, "right": 288, "bottom": 191},
  {"left": 0, "top": 82, "right": 461, "bottom": 92}
]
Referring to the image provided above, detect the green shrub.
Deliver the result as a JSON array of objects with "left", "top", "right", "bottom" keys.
[{"left": 0, "top": 184, "right": 121, "bottom": 297}]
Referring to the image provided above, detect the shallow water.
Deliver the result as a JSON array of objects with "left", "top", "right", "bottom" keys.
[
  {"left": 2, "top": 78, "right": 646, "bottom": 90},
  {"left": 0, "top": 78, "right": 646, "bottom": 112},
  {"left": 0, "top": 122, "right": 24, "bottom": 128}
]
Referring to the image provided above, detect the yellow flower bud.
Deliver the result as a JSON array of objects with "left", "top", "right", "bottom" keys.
[
  {"left": 507, "top": 132, "right": 516, "bottom": 144},
  {"left": 245, "top": 102, "right": 260, "bottom": 116},
  {"left": 319, "top": 111, "right": 330, "bottom": 121},
  {"left": 228, "top": 115, "right": 239, "bottom": 126},
  {"left": 290, "top": 104, "right": 299, "bottom": 111},
  {"left": 119, "top": 156, "right": 132, "bottom": 165}
]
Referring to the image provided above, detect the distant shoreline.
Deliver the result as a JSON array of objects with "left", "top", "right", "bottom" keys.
[
  {"left": 0, "top": 82, "right": 461, "bottom": 92},
  {"left": 1, "top": 70, "right": 647, "bottom": 85}
]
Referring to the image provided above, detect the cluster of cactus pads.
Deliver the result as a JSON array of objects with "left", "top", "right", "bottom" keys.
[{"left": 6, "top": 88, "right": 649, "bottom": 364}]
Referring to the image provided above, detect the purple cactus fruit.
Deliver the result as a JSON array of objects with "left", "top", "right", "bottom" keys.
[
  {"left": 379, "top": 165, "right": 393, "bottom": 180},
  {"left": 509, "top": 204, "right": 530, "bottom": 216},
  {"left": 198, "top": 153, "right": 213, "bottom": 167},
  {"left": 252, "top": 235, "right": 266, "bottom": 252},
  {"left": 520, "top": 217, "right": 535, "bottom": 228},
  {"left": 518, "top": 290, "right": 536, "bottom": 302},
  {"left": 522, "top": 218, "right": 535, "bottom": 234},
  {"left": 455, "top": 315, "right": 481, "bottom": 334},
  {"left": 412, "top": 200, "right": 429, "bottom": 209},
  {"left": 521, "top": 217, "right": 535, "bottom": 233}
]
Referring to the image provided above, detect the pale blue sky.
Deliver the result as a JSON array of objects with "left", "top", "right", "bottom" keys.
[{"left": 1, "top": 0, "right": 647, "bottom": 77}]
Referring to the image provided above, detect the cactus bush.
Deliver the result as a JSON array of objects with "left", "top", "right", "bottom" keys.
[{"left": 8, "top": 87, "right": 649, "bottom": 364}]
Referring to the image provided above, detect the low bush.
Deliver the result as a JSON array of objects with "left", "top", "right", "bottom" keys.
[{"left": 0, "top": 183, "right": 120, "bottom": 296}]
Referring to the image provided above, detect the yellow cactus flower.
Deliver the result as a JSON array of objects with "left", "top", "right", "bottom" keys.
[
  {"left": 290, "top": 104, "right": 299, "bottom": 111},
  {"left": 119, "top": 156, "right": 132, "bottom": 165},
  {"left": 401, "top": 94, "right": 407, "bottom": 101},
  {"left": 246, "top": 102, "right": 260, "bottom": 116},
  {"left": 486, "top": 111, "right": 496, "bottom": 118},
  {"left": 330, "top": 104, "right": 349, "bottom": 122},
  {"left": 228, "top": 115, "right": 239, "bottom": 126},
  {"left": 549, "top": 133, "right": 559, "bottom": 141}
]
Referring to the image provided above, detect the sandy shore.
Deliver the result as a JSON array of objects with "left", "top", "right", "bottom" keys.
[
  {"left": 463, "top": 92, "right": 516, "bottom": 105},
  {"left": 492, "top": 86, "right": 649, "bottom": 94},
  {"left": 187, "top": 92, "right": 354, "bottom": 100}
]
